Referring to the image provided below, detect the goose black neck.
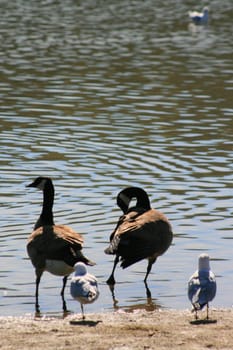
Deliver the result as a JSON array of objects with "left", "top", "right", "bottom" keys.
[
  {"left": 117, "top": 187, "right": 151, "bottom": 214},
  {"left": 35, "top": 179, "right": 55, "bottom": 229}
]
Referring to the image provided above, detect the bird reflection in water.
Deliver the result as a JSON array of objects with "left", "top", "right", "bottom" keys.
[{"left": 107, "top": 282, "right": 161, "bottom": 313}]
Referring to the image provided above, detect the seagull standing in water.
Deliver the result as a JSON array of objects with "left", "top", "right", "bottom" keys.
[
  {"left": 188, "top": 6, "right": 209, "bottom": 25},
  {"left": 188, "top": 253, "right": 216, "bottom": 320},
  {"left": 70, "top": 262, "right": 99, "bottom": 319}
]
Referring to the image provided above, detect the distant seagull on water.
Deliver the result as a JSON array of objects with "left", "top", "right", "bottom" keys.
[
  {"left": 70, "top": 262, "right": 99, "bottom": 319},
  {"left": 188, "top": 7, "right": 209, "bottom": 25},
  {"left": 188, "top": 253, "right": 216, "bottom": 320}
]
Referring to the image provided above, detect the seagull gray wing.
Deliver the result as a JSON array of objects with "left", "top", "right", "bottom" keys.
[{"left": 188, "top": 270, "right": 216, "bottom": 309}]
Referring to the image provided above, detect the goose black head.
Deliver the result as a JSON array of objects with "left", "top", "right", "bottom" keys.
[
  {"left": 117, "top": 187, "right": 151, "bottom": 214},
  {"left": 27, "top": 177, "right": 53, "bottom": 191}
]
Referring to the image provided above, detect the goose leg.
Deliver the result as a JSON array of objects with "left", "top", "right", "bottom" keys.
[
  {"left": 61, "top": 276, "right": 68, "bottom": 312},
  {"left": 35, "top": 268, "right": 43, "bottom": 313},
  {"left": 106, "top": 255, "right": 119, "bottom": 285},
  {"left": 144, "top": 257, "right": 156, "bottom": 283}
]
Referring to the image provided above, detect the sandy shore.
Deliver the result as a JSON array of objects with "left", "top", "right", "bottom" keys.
[{"left": 1, "top": 309, "right": 233, "bottom": 349}]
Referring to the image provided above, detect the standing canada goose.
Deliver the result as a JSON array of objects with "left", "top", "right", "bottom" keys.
[
  {"left": 105, "top": 187, "right": 173, "bottom": 290},
  {"left": 188, "top": 253, "right": 216, "bottom": 320},
  {"left": 26, "top": 176, "right": 95, "bottom": 313},
  {"left": 70, "top": 262, "right": 99, "bottom": 320}
]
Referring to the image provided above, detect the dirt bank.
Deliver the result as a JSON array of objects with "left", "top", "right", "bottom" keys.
[{"left": 0, "top": 309, "right": 232, "bottom": 349}]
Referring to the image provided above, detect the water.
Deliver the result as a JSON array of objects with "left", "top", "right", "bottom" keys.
[{"left": 0, "top": 0, "right": 232, "bottom": 316}]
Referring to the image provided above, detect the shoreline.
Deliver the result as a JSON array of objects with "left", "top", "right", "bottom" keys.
[{"left": 1, "top": 308, "right": 233, "bottom": 349}]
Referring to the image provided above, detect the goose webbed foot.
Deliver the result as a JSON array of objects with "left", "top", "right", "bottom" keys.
[
  {"left": 35, "top": 303, "right": 40, "bottom": 314},
  {"left": 107, "top": 283, "right": 118, "bottom": 309},
  {"left": 34, "top": 306, "right": 41, "bottom": 318},
  {"left": 106, "top": 256, "right": 119, "bottom": 285},
  {"left": 62, "top": 300, "right": 68, "bottom": 313},
  {"left": 144, "top": 280, "right": 152, "bottom": 299}
]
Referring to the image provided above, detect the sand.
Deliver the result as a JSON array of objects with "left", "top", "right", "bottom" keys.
[{"left": 0, "top": 309, "right": 232, "bottom": 349}]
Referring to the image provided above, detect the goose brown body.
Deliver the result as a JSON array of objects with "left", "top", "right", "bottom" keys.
[
  {"left": 27, "top": 224, "right": 89, "bottom": 275},
  {"left": 27, "top": 177, "right": 94, "bottom": 313},
  {"left": 105, "top": 187, "right": 173, "bottom": 286}
]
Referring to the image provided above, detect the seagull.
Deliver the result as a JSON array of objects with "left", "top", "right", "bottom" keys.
[
  {"left": 70, "top": 262, "right": 99, "bottom": 319},
  {"left": 188, "top": 6, "right": 209, "bottom": 25},
  {"left": 105, "top": 187, "right": 173, "bottom": 293},
  {"left": 188, "top": 253, "right": 216, "bottom": 320}
]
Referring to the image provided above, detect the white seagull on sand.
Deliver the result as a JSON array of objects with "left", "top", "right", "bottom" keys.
[
  {"left": 70, "top": 262, "right": 99, "bottom": 319},
  {"left": 188, "top": 253, "right": 216, "bottom": 320},
  {"left": 188, "top": 7, "right": 209, "bottom": 25}
]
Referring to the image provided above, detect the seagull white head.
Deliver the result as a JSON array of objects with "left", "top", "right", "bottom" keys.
[
  {"left": 198, "top": 253, "right": 210, "bottom": 271},
  {"left": 74, "top": 262, "right": 87, "bottom": 276}
]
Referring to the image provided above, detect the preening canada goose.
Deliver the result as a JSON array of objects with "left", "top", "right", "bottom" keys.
[
  {"left": 26, "top": 176, "right": 95, "bottom": 313},
  {"left": 105, "top": 187, "right": 173, "bottom": 290},
  {"left": 188, "top": 253, "right": 216, "bottom": 320},
  {"left": 70, "top": 262, "right": 99, "bottom": 320}
]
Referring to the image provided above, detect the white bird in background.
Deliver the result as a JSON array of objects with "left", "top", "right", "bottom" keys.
[
  {"left": 188, "top": 253, "right": 216, "bottom": 320},
  {"left": 70, "top": 262, "right": 99, "bottom": 319},
  {"left": 188, "top": 6, "right": 209, "bottom": 25}
]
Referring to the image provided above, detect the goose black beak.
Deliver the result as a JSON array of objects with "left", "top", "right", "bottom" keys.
[{"left": 26, "top": 182, "right": 35, "bottom": 188}]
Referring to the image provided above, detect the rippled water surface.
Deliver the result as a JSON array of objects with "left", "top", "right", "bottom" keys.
[{"left": 0, "top": 0, "right": 232, "bottom": 316}]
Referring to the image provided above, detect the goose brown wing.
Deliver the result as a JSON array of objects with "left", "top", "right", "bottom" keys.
[
  {"left": 52, "top": 224, "right": 84, "bottom": 246},
  {"left": 115, "top": 209, "right": 170, "bottom": 236},
  {"left": 112, "top": 209, "right": 172, "bottom": 268},
  {"left": 27, "top": 224, "right": 84, "bottom": 267},
  {"left": 28, "top": 224, "right": 83, "bottom": 247},
  {"left": 105, "top": 211, "right": 143, "bottom": 253}
]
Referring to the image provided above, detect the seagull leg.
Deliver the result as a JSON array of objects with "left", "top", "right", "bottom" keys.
[
  {"left": 61, "top": 276, "right": 68, "bottom": 312},
  {"left": 195, "top": 310, "right": 198, "bottom": 320},
  {"left": 81, "top": 304, "right": 85, "bottom": 320},
  {"left": 206, "top": 303, "right": 209, "bottom": 320},
  {"left": 35, "top": 268, "right": 43, "bottom": 313},
  {"left": 106, "top": 255, "right": 119, "bottom": 285}
]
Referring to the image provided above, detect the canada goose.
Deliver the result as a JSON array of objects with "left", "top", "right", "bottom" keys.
[
  {"left": 26, "top": 176, "right": 95, "bottom": 313},
  {"left": 105, "top": 187, "right": 173, "bottom": 289},
  {"left": 70, "top": 262, "right": 99, "bottom": 320},
  {"left": 188, "top": 253, "right": 216, "bottom": 320}
]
